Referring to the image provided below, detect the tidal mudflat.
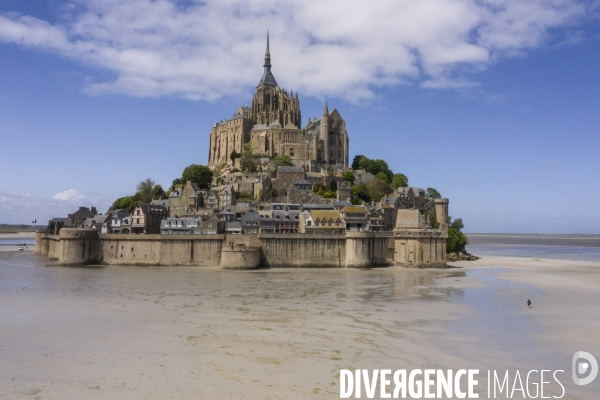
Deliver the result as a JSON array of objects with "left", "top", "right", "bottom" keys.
[{"left": 1, "top": 250, "right": 599, "bottom": 399}]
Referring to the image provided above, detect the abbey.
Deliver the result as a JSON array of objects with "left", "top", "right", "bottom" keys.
[{"left": 207, "top": 31, "right": 349, "bottom": 171}]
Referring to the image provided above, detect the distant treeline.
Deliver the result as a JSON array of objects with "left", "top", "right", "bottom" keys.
[{"left": 0, "top": 224, "right": 41, "bottom": 229}]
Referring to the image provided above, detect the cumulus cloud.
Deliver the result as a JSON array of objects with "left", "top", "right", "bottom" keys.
[
  {"left": 53, "top": 189, "right": 87, "bottom": 202},
  {"left": 0, "top": 0, "right": 592, "bottom": 101},
  {"left": 0, "top": 189, "right": 111, "bottom": 225}
]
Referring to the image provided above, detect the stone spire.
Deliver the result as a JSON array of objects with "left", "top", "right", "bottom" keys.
[
  {"left": 265, "top": 26, "right": 271, "bottom": 67},
  {"left": 258, "top": 25, "right": 277, "bottom": 87}
]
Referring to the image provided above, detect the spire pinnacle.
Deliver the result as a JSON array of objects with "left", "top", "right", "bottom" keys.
[
  {"left": 323, "top": 101, "right": 329, "bottom": 116},
  {"left": 258, "top": 25, "right": 277, "bottom": 87},
  {"left": 264, "top": 24, "right": 271, "bottom": 67}
]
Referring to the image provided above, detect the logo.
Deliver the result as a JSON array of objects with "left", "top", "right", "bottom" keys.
[{"left": 572, "top": 351, "right": 598, "bottom": 386}]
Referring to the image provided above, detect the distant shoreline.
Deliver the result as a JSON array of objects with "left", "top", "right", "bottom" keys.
[{"left": 466, "top": 233, "right": 600, "bottom": 247}]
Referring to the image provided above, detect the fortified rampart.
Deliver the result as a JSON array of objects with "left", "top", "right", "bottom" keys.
[{"left": 36, "top": 225, "right": 446, "bottom": 269}]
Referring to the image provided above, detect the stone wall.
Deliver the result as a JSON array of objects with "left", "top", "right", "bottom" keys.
[
  {"left": 100, "top": 234, "right": 223, "bottom": 266},
  {"left": 36, "top": 228, "right": 446, "bottom": 268},
  {"left": 259, "top": 234, "right": 347, "bottom": 268}
]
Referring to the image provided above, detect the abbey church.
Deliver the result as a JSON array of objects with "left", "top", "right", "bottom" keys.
[{"left": 207, "top": 31, "right": 349, "bottom": 172}]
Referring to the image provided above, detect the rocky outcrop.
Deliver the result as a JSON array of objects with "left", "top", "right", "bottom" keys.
[{"left": 446, "top": 251, "right": 479, "bottom": 262}]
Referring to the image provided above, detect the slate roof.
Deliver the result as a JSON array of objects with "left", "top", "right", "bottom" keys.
[
  {"left": 333, "top": 201, "right": 352, "bottom": 207},
  {"left": 277, "top": 166, "right": 303, "bottom": 173},
  {"left": 226, "top": 221, "right": 241, "bottom": 230},
  {"left": 151, "top": 199, "right": 170, "bottom": 207},
  {"left": 303, "top": 203, "right": 334, "bottom": 210}
]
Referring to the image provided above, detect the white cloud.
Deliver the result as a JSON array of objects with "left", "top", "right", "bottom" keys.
[
  {"left": 0, "top": 0, "right": 592, "bottom": 101},
  {"left": 53, "top": 189, "right": 87, "bottom": 202},
  {"left": 0, "top": 189, "right": 111, "bottom": 225}
]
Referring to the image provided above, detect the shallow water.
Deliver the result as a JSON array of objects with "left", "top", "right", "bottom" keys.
[
  {"left": 466, "top": 233, "right": 600, "bottom": 262},
  {"left": 0, "top": 251, "right": 597, "bottom": 398}
]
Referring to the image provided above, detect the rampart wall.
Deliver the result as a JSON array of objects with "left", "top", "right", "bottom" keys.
[{"left": 36, "top": 229, "right": 446, "bottom": 269}]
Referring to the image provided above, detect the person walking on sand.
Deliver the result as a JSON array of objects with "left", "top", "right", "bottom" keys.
[{"left": 527, "top": 299, "right": 532, "bottom": 308}]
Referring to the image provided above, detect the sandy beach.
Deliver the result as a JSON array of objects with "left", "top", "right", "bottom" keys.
[{"left": 0, "top": 251, "right": 598, "bottom": 399}]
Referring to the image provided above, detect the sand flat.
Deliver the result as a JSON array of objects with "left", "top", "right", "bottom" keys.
[{"left": 0, "top": 251, "right": 598, "bottom": 399}]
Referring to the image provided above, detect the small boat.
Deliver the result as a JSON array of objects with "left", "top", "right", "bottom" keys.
[{"left": 18, "top": 246, "right": 24, "bottom": 251}]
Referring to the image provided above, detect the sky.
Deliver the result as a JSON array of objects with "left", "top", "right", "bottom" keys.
[{"left": 0, "top": 0, "right": 599, "bottom": 233}]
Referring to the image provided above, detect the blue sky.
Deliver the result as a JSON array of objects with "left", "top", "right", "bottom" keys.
[{"left": 0, "top": 0, "right": 599, "bottom": 233}]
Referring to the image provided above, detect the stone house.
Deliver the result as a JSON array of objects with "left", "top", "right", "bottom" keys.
[
  {"left": 257, "top": 211, "right": 276, "bottom": 233},
  {"left": 272, "top": 210, "right": 300, "bottom": 233},
  {"left": 225, "top": 221, "right": 242, "bottom": 234},
  {"left": 274, "top": 166, "right": 305, "bottom": 195},
  {"left": 254, "top": 175, "right": 272, "bottom": 201},
  {"left": 205, "top": 189, "right": 219, "bottom": 210},
  {"left": 169, "top": 181, "right": 204, "bottom": 217},
  {"left": 287, "top": 179, "right": 313, "bottom": 204},
  {"left": 201, "top": 215, "right": 225, "bottom": 234},
  {"left": 68, "top": 206, "right": 98, "bottom": 227},
  {"left": 107, "top": 210, "right": 130, "bottom": 234},
  {"left": 218, "top": 207, "right": 237, "bottom": 223},
  {"left": 299, "top": 210, "right": 344, "bottom": 234},
  {"left": 131, "top": 203, "right": 167, "bottom": 234},
  {"left": 161, "top": 217, "right": 203, "bottom": 235},
  {"left": 340, "top": 206, "right": 369, "bottom": 232},
  {"left": 241, "top": 211, "right": 259, "bottom": 234}
]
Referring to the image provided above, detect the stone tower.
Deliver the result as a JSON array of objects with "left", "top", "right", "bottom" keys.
[{"left": 321, "top": 102, "right": 329, "bottom": 163}]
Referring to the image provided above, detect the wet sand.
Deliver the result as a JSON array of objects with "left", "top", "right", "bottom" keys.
[
  {"left": 0, "top": 251, "right": 598, "bottom": 399},
  {"left": 0, "top": 232, "right": 36, "bottom": 240}
]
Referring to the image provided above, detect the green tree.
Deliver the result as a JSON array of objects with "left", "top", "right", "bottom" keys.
[
  {"left": 171, "top": 178, "right": 183, "bottom": 189},
  {"left": 427, "top": 214, "right": 440, "bottom": 229},
  {"left": 342, "top": 170, "right": 355, "bottom": 184},
  {"left": 391, "top": 173, "right": 408, "bottom": 190},
  {"left": 136, "top": 178, "right": 155, "bottom": 203},
  {"left": 230, "top": 150, "right": 241, "bottom": 163},
  {"left": 358, "top": 156, "right": 393, "bottom": 181},
  {"left": 151, "top": 184, "right": 165, "bottom": 198},
  {"left": 113, "top": 196, "right": 137, "bottom": 212},
  {"left": 182, "top": 164, "right": 213, "bottom": 189},
  {"left": 447, "top": 217, "right": 468, "bottom": 253},
  {"left": 367, "top": 177, "right": 392, "bottom": 201},
  {"left": 352, "top": 181, "right": 370, "bottom": 202},
  {"left": 375, "top": 172, "right": 390, "bottom": 183},
  {"left": 426, "top": 187, "right": 442, "bottom": 199},
  {"left": 272, "top": 155, "right": 293, "bottom": 167},
  {"left": 351, "top": 155, "right": 364, "bottom": 170},
  {"left": 136, "top": 178, "right": 155, "bottom": 196}
]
